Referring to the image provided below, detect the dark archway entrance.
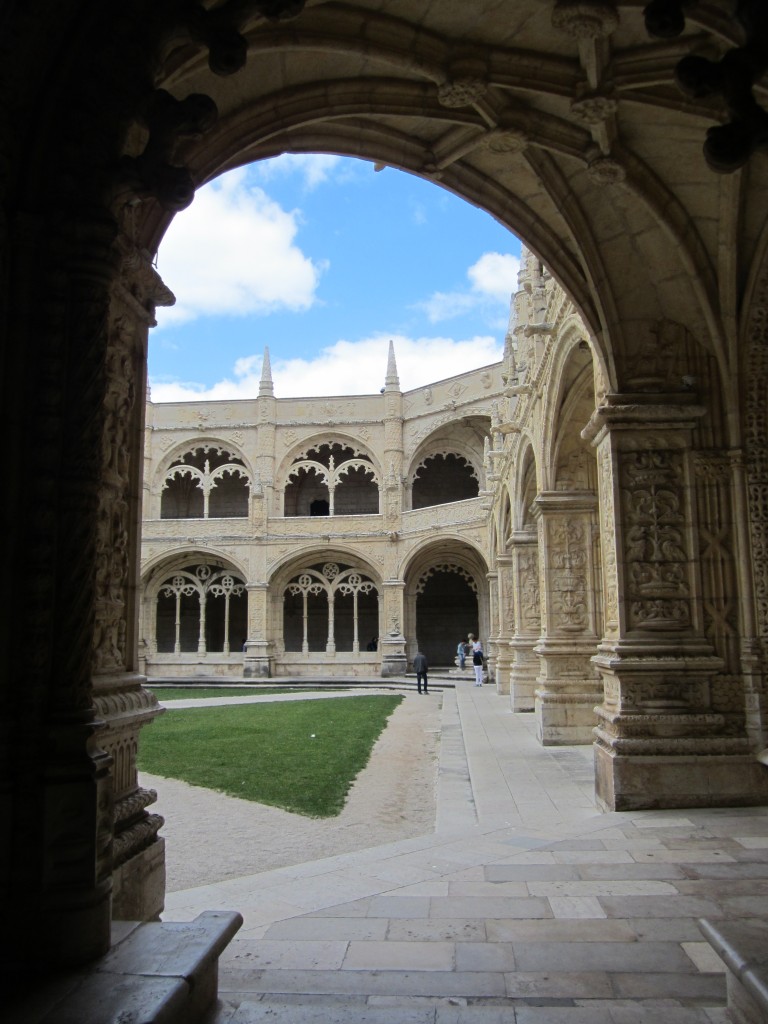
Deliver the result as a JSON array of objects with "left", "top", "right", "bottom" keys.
[{"left": 415, "top": 567, "right": 478, "bottom": 667}]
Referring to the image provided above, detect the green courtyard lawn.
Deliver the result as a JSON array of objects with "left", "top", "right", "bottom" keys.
[{"left": 137, "top": 694, "right": 403, "bottom": 817}]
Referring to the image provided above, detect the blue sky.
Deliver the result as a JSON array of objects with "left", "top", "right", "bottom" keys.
[{"left": 149, "top": 155, "right": 522, "bottom": 400}]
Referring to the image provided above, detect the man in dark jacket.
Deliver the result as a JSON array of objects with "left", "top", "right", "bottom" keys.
[{"left": 413, "top": 651, "right": 429, "bottom": 694}]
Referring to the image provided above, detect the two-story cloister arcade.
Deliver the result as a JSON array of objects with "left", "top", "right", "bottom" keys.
[
  {"left": 141, "top": 378, "right": 492, "bottom": 678},
  {"left": 6, "top": 0, "right": 768, "bottom": 986}
]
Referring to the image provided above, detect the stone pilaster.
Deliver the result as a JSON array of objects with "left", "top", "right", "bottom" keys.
[
  {"left": 380, "top": 579, "right": 407, "bottom": 676},
  {"left": 584, "top": 394, "right": 768, "bottom": 810},
  {"left": 532, "top": 492, "right": 603, "bottom": 743},
  {"left": 243, "top": 582, "right": 271, "bottom": 677},
  {"left": 93, "top": 236, "right": 171, "bottom": 922},
  {"left": 487, "top": 569, "right": 505, "bottom": 690},
  {"left": 493, "top": 558, "right": 514, "bottom": 693},
  {"left": 509, "top": 529, "right": 541, "bottom": 712}
]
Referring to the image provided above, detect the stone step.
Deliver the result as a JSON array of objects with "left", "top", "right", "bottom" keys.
[
  {"left": 9, "top": 911, "right": 242, "bottom": 1024},
  {"left": 208, "top": 993, "right": 724, "bottom": 1022}
]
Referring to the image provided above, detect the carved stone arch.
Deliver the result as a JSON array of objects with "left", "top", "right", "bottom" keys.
[
  {"left": 280, "top": 435, "right": 381, "bottom": 517},
  {"left": 407, "top": 431, "right": 483, "bottom": 509},
  {"left": 156, "top": 439, "right": 252, "bottom": 520},
  {"left": 155, "top": 437, "right": 252, "bottom": 487},
  {"left": 403, "top": 541, "right": 489, "bottom": 667},
  {"left": 276, "top": 555, "right": 381, "bottom": 655},
  {"left": 414, "top": 562, "right": 479, "bottom": 596},
  {"left": 547, "top": 336, "right": 597, "bottom": 493},
  {"left": 142, "top": 552, "right": 248, "bottom": 660},
  {"left": 499, "top": 486, "right": 514, "bottom": 554},
  {"left": 142, "top": 548, "right": 249, "bottom": 601},
  {"left": 277, "top": 434, "right": 380, "bottom": 482},
  {"left": 515, "top": 441, "right": 540, "bottom": 532}
]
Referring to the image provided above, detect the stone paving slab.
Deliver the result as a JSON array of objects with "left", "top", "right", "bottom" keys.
[{"left": 157, "top": 686, "right": 768, "bottom": 1023}]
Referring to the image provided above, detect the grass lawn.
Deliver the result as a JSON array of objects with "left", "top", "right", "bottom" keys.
[
  {"left": 137, "top": 694, "right": 403, "bottom": 817},
  {"left": 148, "top": 686, "right": 350, "bottom": 701}
]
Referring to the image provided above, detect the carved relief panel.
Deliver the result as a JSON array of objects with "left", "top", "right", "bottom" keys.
[{"left": 620, "top": 448, "right": 692, "bottom": 632}]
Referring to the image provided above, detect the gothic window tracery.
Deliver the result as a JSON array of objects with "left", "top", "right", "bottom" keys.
[
  {"left": 160, "top": 445, "right": 250, "bottom": 519},
  {"left": 410, "top": 452, "right": 479, "bottom": 509},
  {"left": 282, "top": 561, "right": 378, "bottom": 653},
  {"left": 155, "top": 563, "right": 247, "bottom": 654},
  {"left": 283, "top": 442, "right": 379, "bottom": 516}
]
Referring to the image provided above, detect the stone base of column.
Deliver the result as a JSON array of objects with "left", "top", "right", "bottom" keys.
[
  {"left": 112, "top": 836, "right": 166, "bottom": 921},
  {"left": 535, "top": 687, "right": 603, "bottom": 744},
  {"left": 594, "top": 709, "right": 768, "bottom": 811},
  {"left": 494, "top": 646, "right": 512, "bottom": 695},
  {"left": 534, "top": 643, "right": 602, "bottom": 743},
  {"left": 510, "top": 642, "right": 538, "bottom": 712},
  {"left": 380, "top": 631, "right": 407, "bottom": 677},
  {"left": 243, "top": 641, "right": 271, "bottom": 677}
]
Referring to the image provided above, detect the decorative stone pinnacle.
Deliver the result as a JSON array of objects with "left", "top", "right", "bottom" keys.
[
  {"left": 259, "top": 346, "right": 274, "bottom": 397},
  {"left": 385, "top": 340, "right": 400, "bottom": 391}
]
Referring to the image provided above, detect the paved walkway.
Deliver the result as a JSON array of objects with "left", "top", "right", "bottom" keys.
[{"left": 161, "top": 683, "right": 768, "bottom": 1023}]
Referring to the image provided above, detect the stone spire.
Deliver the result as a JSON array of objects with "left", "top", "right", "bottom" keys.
[
  {"left": 384, "top": 339, "right": 400, "bottom": 392},
  {"left": 258, "top": 346, "right": 274, "bottom": 397}
]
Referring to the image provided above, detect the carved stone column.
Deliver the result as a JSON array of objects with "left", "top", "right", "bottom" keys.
[
  {"left": 509, "top": 529, "right": 541, "bottom": 712},
  {"left": 487, "top": 569, "right": 505, "bottom": 690},
  {"left": 532, "top": 492, "right": 603, "bottom": 743},
  {"left": 244, "top": 582, "right": 271, "bottom": 677},
  {"left": 93, "top": 237, "right": 172, "bottom": 921},
  {"left": 585, "top": 394, "right": 768, "bottom": 810},
  {"left": 380, "top": 580, "right": 407, "bottom": 676},
  {"left": 493, "top": 557, "right": 514, "bottom": 693}
]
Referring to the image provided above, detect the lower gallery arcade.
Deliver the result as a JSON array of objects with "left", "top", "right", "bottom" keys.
[{"left": 4, "top": 0, "right": 768, "bottom": 1000}]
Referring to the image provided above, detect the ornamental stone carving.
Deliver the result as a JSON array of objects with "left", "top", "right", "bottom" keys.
[
  {"left": 437, "top": 77, "right": 488, "bottom": 108},
  {"left": 551, "top": 0, "right": 619, "bottom": 38},
  {"left": 621, "top": 449, "right": 691, "bottom": 631},
  {"left": 570, "top": 92, "right": 618, "bottom": 124}
]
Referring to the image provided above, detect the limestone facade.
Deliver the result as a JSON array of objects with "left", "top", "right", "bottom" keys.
[{"left": 140, "top": 342, "right": 498, "bottom": 681}]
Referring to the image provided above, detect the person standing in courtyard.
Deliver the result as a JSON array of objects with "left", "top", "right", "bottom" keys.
[
  {"left": 456, "top": 638, "right": 467, "bottom": 670},
  {"left": 413, "top": 651, "right": 429, "bottom": 694},
  {"left": 471, "top": 638, "right": 484, "bottom": 686}
]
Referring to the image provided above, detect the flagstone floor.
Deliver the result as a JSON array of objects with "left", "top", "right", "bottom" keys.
[{"left": 160, "top": 683, "right": 768, "bottom": 1023}]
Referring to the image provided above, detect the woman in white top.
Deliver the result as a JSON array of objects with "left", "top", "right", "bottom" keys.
[{"left": 471, "top": 639, "right": 484, "bottom": 686}]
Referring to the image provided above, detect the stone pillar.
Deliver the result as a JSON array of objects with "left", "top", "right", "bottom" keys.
[
  {"left": 493, "top": 557, "right": 514, "bottom": 694},
  {"left": 93, "top": 237, "right": 172, "bottom": 922},
  {"left": 585, "top": 394, "right": 768, "bottom": 810},
  {"left": 487, "top": 569, "right": 505, "bottom": 690},
  {"left": 380, "top": 580, "right": 407, "bottom": 676},
  {"left": 509, "top": 529, "right": 541, "bottom": 712},
  {"left": 532, "top": 492, "right": 603, "bottom": 743},
  {"left": 243, "top": 583, "right": 271, "bottom": 677}
]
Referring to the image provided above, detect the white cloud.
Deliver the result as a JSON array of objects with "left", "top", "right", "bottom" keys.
[
  {"left": 252, "top": 153, "right": 348, "bottom": 190},
  {"left": 418, "top": 250, "right": 520, "bottom": 323},
  {"left": 149, "top": 333, "right": 503, "bottom": 402},
  {"left": 154, "top": 168, "right": 323, "bottom": 328},
  {"left": 468, "top": 251, "right": 520, "bottom": 301}
]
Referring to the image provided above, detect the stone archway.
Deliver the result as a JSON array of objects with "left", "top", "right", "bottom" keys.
[{"left": 6, "top": 0, "right": 768, "bottom": 982}]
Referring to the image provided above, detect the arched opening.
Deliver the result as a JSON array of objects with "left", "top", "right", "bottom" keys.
[
  {"left": 415, "top": 567, "right": 478, "bottom": 667},
  {"left": 412, "top": 453, "right": 478, "bottom": 508},
  {"left": 281, "top": 560, "right": 379, "bottom": 657},
  {"left": 160, "top": 446, "right": 250, "bottom": 519},
  {"left": 283, "top": 443, "right": 379, "bottom": 517}
]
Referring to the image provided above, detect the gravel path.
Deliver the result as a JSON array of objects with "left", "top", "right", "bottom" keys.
[{"left": 140, "top": 691, "right": 442, "bottom": 892}]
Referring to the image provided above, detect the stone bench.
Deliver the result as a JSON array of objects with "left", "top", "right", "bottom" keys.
[
  {"left": 9, "top": 909, "right": 242, "bottom": 1024},
  {"left": 700, "top": 918, "right": 768, "bottom": 1024}
]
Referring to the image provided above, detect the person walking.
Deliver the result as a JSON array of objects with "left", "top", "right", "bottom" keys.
[
  {"left": 456, "top": 638, "right": 467, "bottom": 670},
  {"left": 413, "top": 651, "right": 429, "bottom": 694},
  {"left": 471, "top": 638, "right": 484, "bottom": 686}
]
